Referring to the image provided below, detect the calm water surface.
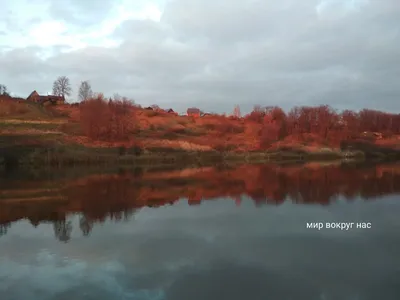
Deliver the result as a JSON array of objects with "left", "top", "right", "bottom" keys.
[{"left": 0, "top": 163, "right": 400, "bottom": 300}]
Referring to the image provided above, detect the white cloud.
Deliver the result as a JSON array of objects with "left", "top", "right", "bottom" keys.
[{"left": 316, "top": 0, "right": 368, "bottom": 19}]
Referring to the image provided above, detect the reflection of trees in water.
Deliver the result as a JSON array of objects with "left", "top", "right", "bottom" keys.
[
  {"left": 78, "top": 209, "right": 137, "bottom": 237},
  {"left": 67, "top": 176, "right": 139, "bottom": 221},
  {"left": 109, "top": 209, "right": 137, "bottom": 222},
  {"left": 53, "top": 220, "right": 72, "bottom": 242},
  {"left": 0, "top": 223, "right": 11, "bottom": 237},
  {"left": 250, "top": 165, "right": 400, "bottom": 204},
  {"left": 79, "top": 215, "right": 93, "bottom": 237},
  {"left": 2, "top": 163, "right": 400, "bottom": 243}
]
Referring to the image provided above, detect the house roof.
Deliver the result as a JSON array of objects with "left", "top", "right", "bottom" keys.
[
  {"left": 27, "top": 90, "right": 39, "bottom": 99},
  {"left": 27, "top": 90, "right": 65, "bottom": 102}
]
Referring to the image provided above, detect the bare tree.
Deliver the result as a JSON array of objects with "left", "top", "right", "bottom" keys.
[
  {"left": 78, "top": 80, "right": 93, "bottom": 101},
  {"left": 52, "top": 76, "right": 72, "bottom": 97},
  {"left": 113, "top": 93, "right": 122, "bottom": 101},
  {"left": 233, "top": 105, "right": 241, "bottom": 118},
  {"left": 113, "top": 93, "right": 134, "bottom": 103},
  {"left": 0, "top": 84, "right": 9, "bottom": 96}
]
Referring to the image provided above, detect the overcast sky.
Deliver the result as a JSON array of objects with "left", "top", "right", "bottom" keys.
[{"left": 1, "top": 0, "right": 399, "bottom": 113}]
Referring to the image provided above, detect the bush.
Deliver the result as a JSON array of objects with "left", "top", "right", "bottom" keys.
[
  {"left": 216, "top": 123, "right": 245, "bottom": 134},
  {"left": 202, "top": 123, "right": 244, "bottom": 134},
  {"left": 79, "top": 95, "right": 137, "bottom": 142},
  {"left": 46, "top": 106, "right": 70, "bottom": 117},
  {"left": 144, "top": 110, "right": 159, "bottom": 117},
  {"left": 0, "top": 99, "right": 29, "bottom": 116},
  {"left": 245, "top": 110, "right": 265, "bottom": 123}
]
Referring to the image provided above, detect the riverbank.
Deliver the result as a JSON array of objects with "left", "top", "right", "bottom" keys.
[
  {"left": 0, "top": 140, "right": 378, "bottom": 169},
  {"left": 3, "top": 133, "right": 400, "bottom": 169}
]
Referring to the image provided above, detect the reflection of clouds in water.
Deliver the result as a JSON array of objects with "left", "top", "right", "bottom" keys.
[
  {"left": 0, "top": 250, "right": 165, "bottom": 300},
  {"left": 0, "top": 250, "right": 87, "bottom": 297},
  {"left": 1, "top": 196, "right": 400, "bottom": 299}
]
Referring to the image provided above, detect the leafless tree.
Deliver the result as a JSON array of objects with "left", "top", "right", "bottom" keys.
[
  {"left": 113, "top": 93, "right": 134, "bottom": 103},
  {"left": 78, "top": 80, "right": 93, "bottom": 101},
  {"left": 113, "top": 93, "right": 122, "bottom": 101},
  {"left": 52, "top": 76, "right": 72, "bottom": 97},
  {"left": 0, "top": 84, "right": 9, "bottom": 96},
  {"left": 233, "top": 105, "right": 241, "bottom": 118}
]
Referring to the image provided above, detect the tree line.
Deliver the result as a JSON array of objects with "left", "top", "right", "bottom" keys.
[
  {"left": 76, "top": 98, "right": 400, "bottom": 147},
  {"left": 248, "top": 105, "right": 400, "bottom": 148}
]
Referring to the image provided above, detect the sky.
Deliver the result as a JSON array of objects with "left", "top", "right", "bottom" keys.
[{"left": 0, "top": 0, "right": 399, "bottom": 114}]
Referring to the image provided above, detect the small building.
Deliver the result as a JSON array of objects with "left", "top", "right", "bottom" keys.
[
  {"left": 27, "top": 90, "right": 65, "bottom": 105},
  {"left": 187, "top": 107, "right": 201, "bottom": 117},
  {"left": 144, "top": 106, "right": 154, "bottom": 110},
  {"left": 166, "top": 108, "right": 178, "bottom": 115}
]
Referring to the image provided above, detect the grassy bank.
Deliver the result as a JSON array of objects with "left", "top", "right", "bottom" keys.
[
  {"left": 1, "top": 132, "right": 400, "bottom": 169},
  {"left": 0, "top": 137, "right": 369, "bottom": 169}
]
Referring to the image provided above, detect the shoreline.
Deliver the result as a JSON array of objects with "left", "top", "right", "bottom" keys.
[{"left": 2, "top": 142, "right": 399, "bottom": 169}]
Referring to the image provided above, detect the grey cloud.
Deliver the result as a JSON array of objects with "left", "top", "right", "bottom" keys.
[
  {"left": 2, "top": 0, "right": 400, "bottom": 112},
  {"left": 162, "top": 0, "right": 320, "bottom": 45}
]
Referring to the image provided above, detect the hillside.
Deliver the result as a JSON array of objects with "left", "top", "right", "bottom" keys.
[{"left": 1, "top": 95, "right": 400, "bottom": 166}]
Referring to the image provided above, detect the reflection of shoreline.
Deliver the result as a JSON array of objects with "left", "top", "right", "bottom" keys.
[{"left": 1, "top": 162, "right": 400, "bottom": 231}]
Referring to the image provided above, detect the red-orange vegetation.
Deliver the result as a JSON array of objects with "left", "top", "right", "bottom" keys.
[
  {"left": 2, "top": 94, "right": 400, "bottom": 152},
  {"left": 0, "top": 96, "right": 29, "bottom": 116},
  {"left": 79, "top": 95, "right": 137, "bottom": 142}
]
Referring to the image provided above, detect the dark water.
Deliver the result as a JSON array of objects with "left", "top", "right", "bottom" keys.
[{"left": 1, "top": 163, "right": 400, "bottom": 300}]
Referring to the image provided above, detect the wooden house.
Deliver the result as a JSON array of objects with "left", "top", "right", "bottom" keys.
[
  {"left": 166, "top": 108, "right": 178, "bottom": 115},
  {"left": 187, "top": 107, "right": 201, "bottom": 117},
  {"left": 27, "top": 90, "right": 65, "bottom": 105}
]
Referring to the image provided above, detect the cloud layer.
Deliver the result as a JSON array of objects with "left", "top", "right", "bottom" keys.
[{"left": 1, "top": 0, "right": 399, "bottom": 113}]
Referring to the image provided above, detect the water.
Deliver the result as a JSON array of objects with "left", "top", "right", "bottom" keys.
[{"left": 1, "top": 163, "right": 400, "bottom": 300}]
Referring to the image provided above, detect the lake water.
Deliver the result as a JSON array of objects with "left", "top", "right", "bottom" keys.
[{"left": 1, "top": 163, "right": 400, "bottom": 300}]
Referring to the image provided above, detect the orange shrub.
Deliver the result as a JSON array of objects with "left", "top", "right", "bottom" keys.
[
  {"left": 0, "top": 98, "right": 29, "bottom": 116},
  {"left": 79, "top": 95, "right": 137, "bottom": 141}
]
